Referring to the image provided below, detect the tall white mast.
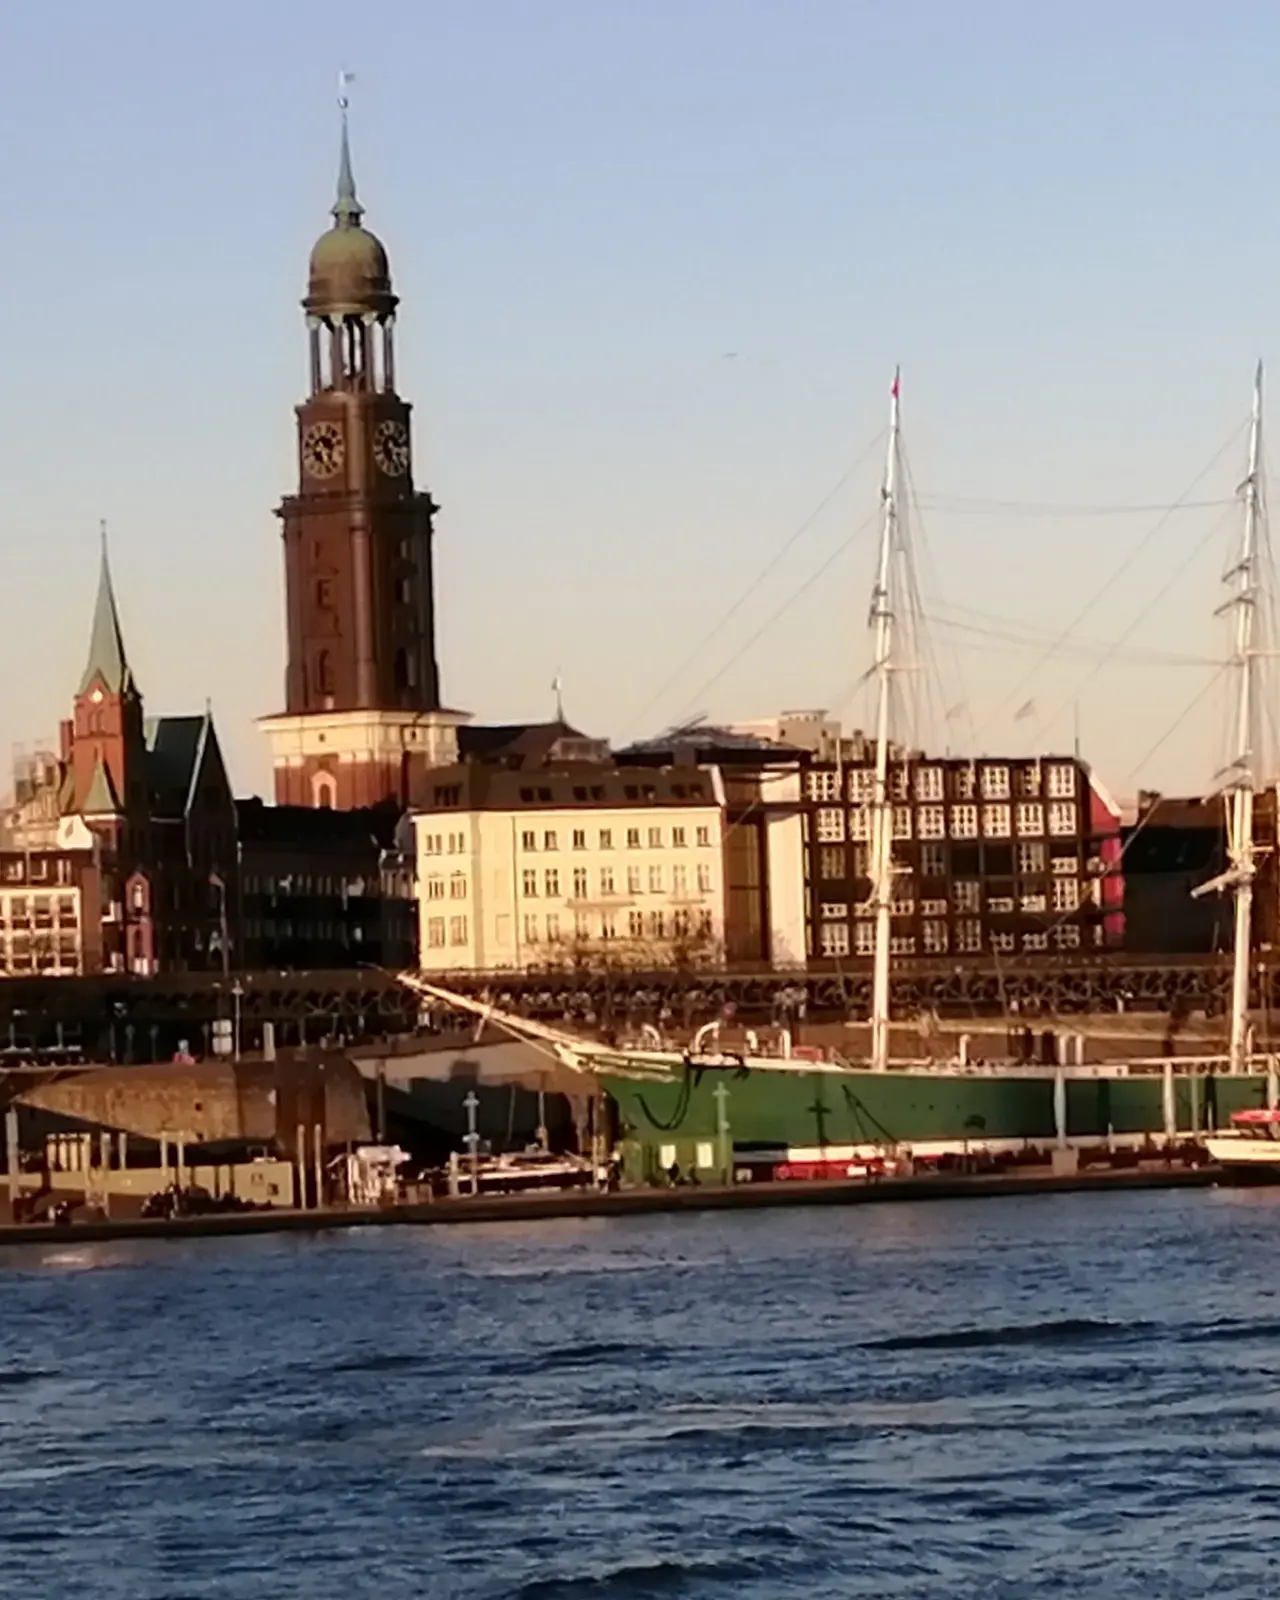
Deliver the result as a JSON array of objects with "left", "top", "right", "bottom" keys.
[
  {"left": 1227, "top": 362, "right": 1264, "bottom": 1074},
  {"left": 868, "top": 369, "right": 901, "bottom": 1072}
]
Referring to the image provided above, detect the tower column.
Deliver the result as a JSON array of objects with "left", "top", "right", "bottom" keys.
[
  {"left": 382, "top": 320, "right": 396, "bottom": 394},
  {"left": 344, "top": 390, "right": 377, "bottom": 706}
]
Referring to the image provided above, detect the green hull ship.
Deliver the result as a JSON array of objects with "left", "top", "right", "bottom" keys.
[
  {"left": 599, "top": 1060, "right": 1273, "bottom": 1182},
  {"left": 397, "top": 975, "right": 1274, "bottom": 1181}
]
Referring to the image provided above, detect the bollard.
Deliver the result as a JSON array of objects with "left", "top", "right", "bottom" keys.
[
  {"left": 5, "top": 1108, "right": 19, "bottom": 1215},
  {"left": 312, "top": 1123, "right": 324, "bottom": 1210},
  {"left": 1162, "top": 1060, "right": 1176, "bottom": 1146}
]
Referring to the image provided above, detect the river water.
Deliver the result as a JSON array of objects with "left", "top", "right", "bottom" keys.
[{"left": 2, "top": 1189, "right": 1280, "bottom": 1598}]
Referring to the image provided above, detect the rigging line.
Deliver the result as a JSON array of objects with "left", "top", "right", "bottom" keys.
[
  {"left": 1031, "top": 503, "right": 1236, "bottom": 746},
  {"left": 992, "top": 665, "right": 1231, "bottom": 969},
  {"left": 971, "top": 418, "right": 1249, "bottom": 746},
  {"left": 899, "top": 438, "right": 974, "bottom": 755},
  {"left": 925, "top": 591, "right": 1230, "bottom": 650},
  {"left": 912, "top": 495, "right": 1233, "bottom": 518},
  {"left": 622, "top": 428, "right": 886, "bottom": 738},
  {"left": 896, "top": 473, "right": 947, "bottom": 751},
  {"left": 926, "top": 613, "right": 1218, "bottom": 665},
  {"left": 1123, "top": 665, "right": 1230, "bottom": 785},
  {"left": 673, "top": 507, "right": 882, "bottom": 722}
]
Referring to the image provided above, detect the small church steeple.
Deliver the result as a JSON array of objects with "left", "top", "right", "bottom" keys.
[{"left": 79, "top": 521, "right": 136, "bottom": 698}]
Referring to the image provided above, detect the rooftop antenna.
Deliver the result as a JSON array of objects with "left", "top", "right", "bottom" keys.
[{"left": 552, "top": 672, "right": 565, "bottom": 723}]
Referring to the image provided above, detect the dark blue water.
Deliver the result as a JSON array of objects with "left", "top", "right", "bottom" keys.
[{"left": 3, "top": 1190, "right": 1280, "bottom": 1598}]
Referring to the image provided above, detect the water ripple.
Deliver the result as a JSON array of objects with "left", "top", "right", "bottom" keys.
[{"left": 3, "top": 1190, "right": 1280, "bottom": 1597}]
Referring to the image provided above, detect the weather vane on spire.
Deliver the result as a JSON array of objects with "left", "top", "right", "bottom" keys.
[{"left": 333, "top": 69, "right": 362, "bottom": 222}]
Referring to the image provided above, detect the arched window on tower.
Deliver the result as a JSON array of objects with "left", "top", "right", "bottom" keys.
[
  {"left": 312, "top": 772, "right": 337, "bottom": 810},
  {"left": 394, "top": 648, "right": 409, "bottom": 695},
  {"left": 316, "top": 650, "right": 334, "bottom": 698}
]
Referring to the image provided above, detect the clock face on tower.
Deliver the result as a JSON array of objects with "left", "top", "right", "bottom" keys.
[
  {"left": 302, "top": 421, "right": 345, "bottom": 479},
  {"left": 373, "top": 419, "right": 411, "bottom": 477}
]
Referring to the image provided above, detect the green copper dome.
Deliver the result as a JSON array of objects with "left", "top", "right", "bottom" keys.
[{"left": 304, "top": 114, "right": 397, "bottom": 320}]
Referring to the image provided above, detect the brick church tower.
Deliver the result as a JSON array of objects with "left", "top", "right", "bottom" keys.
[
  {"left": 66, "top": 533, "right": 150, "bottom": 851},
  {"left": 260, "top": 99, "right": 466, "bottom": 809}
]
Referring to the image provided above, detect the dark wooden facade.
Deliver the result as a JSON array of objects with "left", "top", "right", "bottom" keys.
[
  {"left": 1123, "top": 789, "right": 1280, "bottom": 955},
  {"left": 235, "top": 799, "right": 415, "bottom": 972}
]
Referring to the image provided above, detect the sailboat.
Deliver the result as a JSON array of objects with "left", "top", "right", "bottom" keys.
[{"left": 401, "top": 371, "right": 1274, "bottom": 1185}]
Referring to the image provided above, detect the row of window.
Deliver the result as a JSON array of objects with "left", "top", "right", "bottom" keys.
[
  {"left": 815, "top": 801, "right": 1080, "bottom": 844},
  {"left": 243, "top": 921, "right": 371, "bottom": 943},
  {"left": 521, "top": 907, "right": 716, "bottom": 945},
  {"left": 422, "top": 873, "right": 469, "bottom": 901},
  {"left": 0, "top": 932, "right": 80, "bottom": 952},
  {"left": 0, "top": 894, "right": 80, "bottom": 924},
  {"left": 817, "top": 843, "right": 1082, "bottom": 880},
  {"left": 820, "top": 877, "right": 1082, "bottom": 922},
  {"left": 0, "top": 858, "right": 77, "bottom": 886},
  {"left": 520, "top": 824, "right": 714, "bottom": 852},
  {"left": 806, "top": 762, "right": 1079, "bottom": 805},
  {"left": 818, "top": 920, "right": 1084, "bottom": 957},
  {"left": 522, "top": 864, "right": 714, "bottom": 898},
  {"left": 0, "top": 956, "right": 81, "bottom": 974},
  {"left": 424, "top": 915, "right": 470, "bottom": 949},
  {"left": 420, "top": 832, "right": 468, "bottom": 856},
  {"left": 242, "top": 872, "right": 399, "bottom": 897}
]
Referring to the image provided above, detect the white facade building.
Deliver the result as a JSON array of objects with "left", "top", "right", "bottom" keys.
[{"left": 413, "top": 765, "right": 731, "bottom": 972}]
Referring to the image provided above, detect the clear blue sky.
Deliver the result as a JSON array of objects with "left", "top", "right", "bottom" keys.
[{"left": 1, "top": 0, "right": 1275, "bottom": 800}]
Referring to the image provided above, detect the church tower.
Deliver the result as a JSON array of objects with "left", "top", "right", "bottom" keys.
[
  {"left": 65, "top": 532, "right": 149, "bottom": 844},
  {"left": 260, "top": 96, "right": 466, "bottom": 809}
]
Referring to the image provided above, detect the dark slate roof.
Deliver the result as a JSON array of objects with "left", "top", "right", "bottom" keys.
[
  {"left": 79, "top": 540, "right": 134, "bottom": 697},
  {"left": 145, "top": 715, "right": 207, "bottom": 816},
  {"left": 456, "top": 721, "right": 610, "bottom": 770},
  {"left": 617, "top": 722, "right": 805, "bottom": 766},
  {"left": 416, "top": 761, "right": 720, "bottom": 813}
]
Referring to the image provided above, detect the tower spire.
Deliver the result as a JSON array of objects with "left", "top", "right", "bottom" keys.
[
  {"left": 333, "top": 70, "right": 363, "bottom": 227},
  {"left": 79, "top": 520, "right": 135, "bottom": 697}
]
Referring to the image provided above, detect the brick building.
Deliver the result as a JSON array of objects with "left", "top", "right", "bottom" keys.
[
  {"left": 259, "top": 107, "right": 466, "bottom": 809},
  {"left": 795, "top": 737, "right": 1124, "bottom": 964},
  {"left": 0, "top": 541, "right": 236, "bottom": 976}
]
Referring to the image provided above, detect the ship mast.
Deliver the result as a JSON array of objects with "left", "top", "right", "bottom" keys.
[
  {"left": 868, "top": 370, "right": 901, "bottom": 1073},
  {"left": 1227, "top": 362, "right": 1264, "bottom": 1074}
]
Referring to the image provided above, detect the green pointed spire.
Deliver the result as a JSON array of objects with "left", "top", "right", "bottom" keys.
[
  {"left": 333, "top": 78, "right": 363, "bottom": 228},
  {"left": 78, "top": 521, "right": 134, "bottom": 697}
]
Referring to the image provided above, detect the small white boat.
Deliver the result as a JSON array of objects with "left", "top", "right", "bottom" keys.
[{"left": 1205, "top": 1109, "right": 1280, "bottom": 1176}]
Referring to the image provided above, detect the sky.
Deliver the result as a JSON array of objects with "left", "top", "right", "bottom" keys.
[{"left": 1, "top": 0, "right": 1278, "bottom": 802}]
